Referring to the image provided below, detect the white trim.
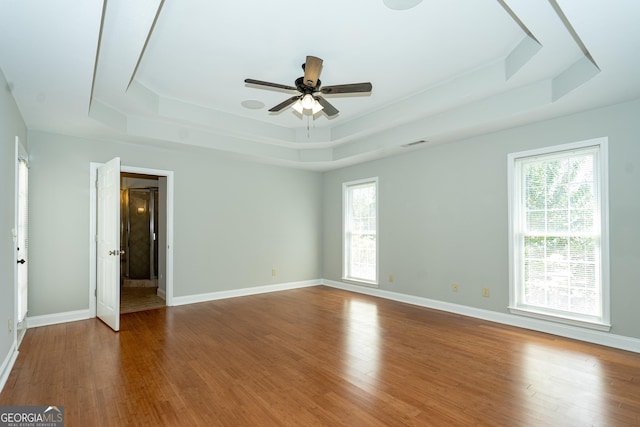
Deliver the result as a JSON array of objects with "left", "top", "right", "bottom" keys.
[
  {"left": 341, "top": 278, "right": 379, "bottom": 288},
  {"left": 26, "top": 309, "right": 92, "bottom": 328},
  {"left": 89, "top": 163, "right": 98, "bottom": 316},
  {"left": 322, "top": 279, "right": 640, "bottom": 354},
  {"left": 508, "top": 306, "right": 610, "bottom": 331},
  {"left": 89, "top": 162, "right": 175, "bottom": 319},
  {"left": 172, "top": 279, "right": 321, "bottom": 306},
  {"left": 0, "top": 342, "right": 19, "bottom": 394}
]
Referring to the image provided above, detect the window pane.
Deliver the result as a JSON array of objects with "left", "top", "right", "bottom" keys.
[
  {"left": 525, "top": 164, "right": 546, "bottom": 210},
  {"left": 570, "top": 209, "right": 594, "bottom": 232},
  {"left": 544, "top": 159, "right": 569, "bottom": 210},
  {"left": 570, "top": 182, "right": 593, "bottom": 209},
  {"left": 569, "top": 237, "right": 595, "bottom": 262},
  {"left": 547, "top": 210, "right": 568, "bottom": 232},
  {"left": 526, "top": 211, "right": 546, "bottom": 233},
  {"left": 349, "top": 233, "right": 376, "bottom": 281}
]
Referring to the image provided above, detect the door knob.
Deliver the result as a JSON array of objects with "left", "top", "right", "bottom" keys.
[{"left": 17, "top": 259, "right": 25, "bottom": 264}]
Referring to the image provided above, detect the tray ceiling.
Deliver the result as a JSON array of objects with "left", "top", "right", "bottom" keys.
[{"left": 1, "top": 0, "right": 638, "bottom": 170}]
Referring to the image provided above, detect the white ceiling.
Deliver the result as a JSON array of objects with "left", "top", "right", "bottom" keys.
[{"left": 1, "top": 0, "right": 639, "bottom": 170}]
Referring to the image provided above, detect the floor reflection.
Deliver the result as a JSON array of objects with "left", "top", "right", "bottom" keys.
[
  {"left": 519, "top": 341, "right": 606, "bottom": 424},
  {"left": 343, "top": 299, "right": 381, "bottom": 391}
]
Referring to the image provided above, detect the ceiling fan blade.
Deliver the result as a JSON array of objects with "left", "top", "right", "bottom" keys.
[
  {"left": 320, "top": 82, "right": 372, "bottom": 95},
  {"left": 316, "top": 96, "right": 339, "bottom": 117},
  {"left": 245, "top": 78, "right": 297, "bottom": 91},
  {"left": 268, "top": 96, "right": 300, "bottom": 112},
  {"left": 303, "top": 56, "right": 323, "bottom": 88}
]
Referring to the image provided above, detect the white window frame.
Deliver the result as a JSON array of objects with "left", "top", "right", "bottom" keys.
[
  {"left": 342, "top": 177, "right": 379, "bottom": 287},
  {"left": 507, "top": 138, "right": 610, "bottom": 331}
]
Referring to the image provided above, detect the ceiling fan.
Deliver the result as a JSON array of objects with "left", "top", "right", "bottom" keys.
[{"left": 244, "top": 56, "right": 372, "bottom": 117}]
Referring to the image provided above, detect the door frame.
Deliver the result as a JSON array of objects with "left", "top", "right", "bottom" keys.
[{"left": 89, "top": 163, "right": 174, "bottom": 317}]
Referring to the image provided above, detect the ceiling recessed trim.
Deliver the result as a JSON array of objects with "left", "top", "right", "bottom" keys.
[
  {"left": 548, "top": 0, "right": 599, "bottom": 70},
  {"left": 126, "top": 0, "right": 165, "bottom": 91},
  {"left": 88, "top": 0, "right": 108, "bottom": 113},
  {"left": 496, "top": 0, "right": 540, "bottom": 44}
]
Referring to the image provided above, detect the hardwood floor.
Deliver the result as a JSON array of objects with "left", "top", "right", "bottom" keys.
[{"left": 2, "top": 286, "right": 639, "bottom": 426}]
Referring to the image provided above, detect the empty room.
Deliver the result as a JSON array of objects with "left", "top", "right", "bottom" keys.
[{"left": 1, "top": 0, "right": 639, "bottom": 425}]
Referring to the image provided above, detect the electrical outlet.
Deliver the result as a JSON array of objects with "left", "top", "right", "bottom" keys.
[
  {"left": 271, "top": 268, "right": 277, "bottom": 276},
  {"left": 389, "top": 274, "right": 394, "bottom": 283},
  {"left": 482, "top": 288, "right": 490, "bottom": 297},
  {"left": 452, "top": 283, "right": 459, "bottom": 292}
]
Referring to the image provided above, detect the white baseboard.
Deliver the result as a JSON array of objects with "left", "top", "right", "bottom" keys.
[
  {"left": 157, "top": 288, "right": 166, "bottom": 300},
  {"left": 0, "top": 341, "right": 19, "bottom": 394},
  {"left": 27, "top": 309, "right": 92, "bottom": 328},
  {"left": 172, "top": 279, "right": 321, "bottom": 306},
  {"left": 322, "top": 279, "right": 640, "bottom": 354}
]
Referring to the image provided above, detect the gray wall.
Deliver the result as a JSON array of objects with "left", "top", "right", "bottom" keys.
[
  {"left": 27, "top": 132, "right": 323, "bottom": 316},
  {"left": 323, "top": 99, "right": 640, "bottom": 339},
  {"left": 0, "top": 68, "right": 27, "bottom": 367}
]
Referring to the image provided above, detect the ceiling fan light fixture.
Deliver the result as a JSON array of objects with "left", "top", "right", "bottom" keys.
[
  {"left": 292, "top": 99, "right": 304, "bottom": 114},
  {"left": 301, "top": 94, "right": 315, "bottom": 110},
  {"left": 311, "top": 99, "right": 324, "bottom": 114}
]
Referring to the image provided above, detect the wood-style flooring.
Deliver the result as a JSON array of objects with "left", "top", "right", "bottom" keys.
[{"left": 1, "top": 286, "right": 639, "bottom": 426}]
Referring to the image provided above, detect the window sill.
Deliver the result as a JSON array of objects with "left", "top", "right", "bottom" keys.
[
  {"left": 509, "top": 306, "right": 611, "bottom": 332},
  {"left": 341, "top": 278, "right": 379, "bottom": 288}
]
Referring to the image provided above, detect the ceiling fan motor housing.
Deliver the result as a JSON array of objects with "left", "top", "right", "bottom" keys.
[{"left": 295, "top": 76, "right": 320, "bottom": 94}]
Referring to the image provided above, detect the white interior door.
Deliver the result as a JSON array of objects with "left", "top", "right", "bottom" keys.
[
  {"left": 15, "top": 138, "right": 29, "bottom": 341},
  {"left": 16, "top": 156, "right": 29, "bottom": 324},
  {"left": 96, "top": 157, "right": 121, "bottom": 331}
]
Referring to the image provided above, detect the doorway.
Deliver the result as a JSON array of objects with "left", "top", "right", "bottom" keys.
[
  {"left": 89, "top": 162, "right": 174, "bottom": 324},
  {"left": 120, "top": 173, "right": 165, "bottom": 313}
]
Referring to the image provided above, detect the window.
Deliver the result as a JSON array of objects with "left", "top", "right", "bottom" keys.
[
  {"left": 343, "top": 178, "right": 378, "bottom": 285},
  {"left": 508, "top": 138, "right": 609, "bottom": 330}
]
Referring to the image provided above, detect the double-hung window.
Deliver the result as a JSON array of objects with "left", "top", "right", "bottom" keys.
[
  {"left": 343, "top": 178, "right": 378, "bottom": 286},
  {"left": 508, "top": 138, "right": 610, "bottom": 330}
]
